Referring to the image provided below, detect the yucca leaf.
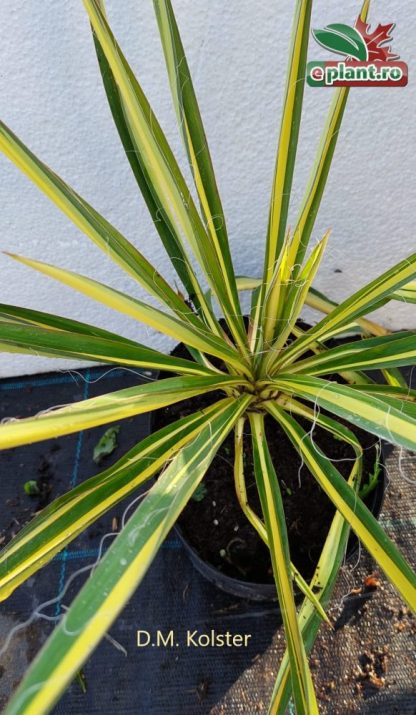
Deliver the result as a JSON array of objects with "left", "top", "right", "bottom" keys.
[
  {"left": 291, "top": 331, "right": 416, "bottom": 375},
  {"left": 0, "top": 121, "right": 203, "bottom": 328},
  {"left": 234, "top": 417, "right": 329, "bottom": 624},
  {"left": 84, "top": 0, "right": 249, "bottom": 351},
  {"left": 392, "top": 281, "right": 416, "bottom": 304},
  {"left": 0, "top": 303, "right": 137, "bottom": 343},
  {"left": 153, "top": 0, "right": 244, "bottom": 340},
  {"left": 0, "top": 296, "right": 214, "bottom": 375},
  {"left": 5, "top": 253, "right": 250, "bottom": 374},
  {"left": 288, "top": 81, "right": 347, "bottom": 279},
  {"left": 3, "top": 396, "right": 251, "bottom": 715},
  {"left": 91, "top": 1, "right": 200, "bottom": 309},
  {"left": 356, "top": 393, "right": 416, "bottom": 421},
  {"left": 275, "top": 251, "right": 416, "bottom": 368},
  {"left": 0, "top": 321, "right": 219, "bottom": 376},
  {"left": 0, "top": 401, "right": 225, "bottom": 601},
  {"left": 250, "top": 412, "right": 319, "bottom": 715},
  {"left": 303, "top": 284, "right": 408, "bottom": 390},
  {"left": 268, "top": 400, "right": 364, "bottom": 627},
  {"left": 267, "top": 403, "right": 416, "bottom": 611},
  {"left": 237, "top": 279, "right": 391, "bottom": 342},
  {"left": 304, "top": 285, "right": 410, "bottom": 389},
  {"left": 305, "top": 285, "right": 389, "bottom": 337},
  {"left": 284, "top": 322, "right": 378, "bottom": 389},
  {"left": 381, "top": 367, "right": 410, "bottom": 389},
  {"left": 262, "top": 241, "right": 290, "bottom": 346},
  {"left": 269, "top": 521, "right": 350, "bottom": 715},
  {"left": 266, "top": 231, "right": 330, "bottom": 354},
  {"left": 288, "top": 0, "right": 370, "bottom": 275},
  {"left": 258, "top": 0, "right": 312, "bottom": 359},
  {"left": 273, "top": 374, "right": 416, "bottom": 452},
  {"left": 236, "top": 276, "right": 262, "bottom": 292},
  {"left": 86, "top": 0, "right": 220, "bottom": 336},
  {"left": 263, "top": 0, "right": 312, "bottom": 281},
  {"left": 269, "top": 442, "right": 359, "bottom": 714},
  {"left": 0, "top": 374, "right": 245, "bottom": 449},
  {"left": 347, "top": 383, "right": 416, "bottom": 402}
]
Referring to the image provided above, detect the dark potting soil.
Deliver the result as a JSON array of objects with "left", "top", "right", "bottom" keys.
[{"left": 153, "top": 338, "right": 380, "bottom": 585}]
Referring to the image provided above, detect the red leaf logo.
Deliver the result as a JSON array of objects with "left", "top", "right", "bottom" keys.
[{"left": 354, "top": 19, "right": 400, "bottom": 62}]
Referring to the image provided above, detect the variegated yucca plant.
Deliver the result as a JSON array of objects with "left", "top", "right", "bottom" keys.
[{"left": 0, "top": 0, "right": 415, "bottom": 713}]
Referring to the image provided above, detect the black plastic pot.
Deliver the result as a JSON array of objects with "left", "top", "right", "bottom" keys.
[
  {"left": 154, "top": 321, "right": 392, "bottom": 602},
  {"left": 174, "top": 455, "right": 387, "bottom": 602}
]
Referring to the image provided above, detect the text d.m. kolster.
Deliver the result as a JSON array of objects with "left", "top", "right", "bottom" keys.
[{"left": 137, "top": 629, "right": 252, "bottom": 648}]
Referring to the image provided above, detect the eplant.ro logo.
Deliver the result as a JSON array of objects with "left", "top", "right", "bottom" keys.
[{"left": 307, "top": 18, "right": 408, "bottom": 87}]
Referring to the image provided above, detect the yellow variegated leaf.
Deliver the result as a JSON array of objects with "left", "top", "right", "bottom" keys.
[
  {"left": 5, "top": 253, "right": 251, "bottom": 375},
  {"left": 0, "top": 374, "right": 245, "bottom": 449}
]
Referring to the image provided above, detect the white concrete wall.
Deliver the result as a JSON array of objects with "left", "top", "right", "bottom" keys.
[{"left": 0, "top": 0, "right": 414, "bottom": 377}]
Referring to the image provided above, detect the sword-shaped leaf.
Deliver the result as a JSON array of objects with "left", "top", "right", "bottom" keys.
[
  {"left": 275, "top": 251, "right": 416, "bottom": 368},
  {"left": 0, "top": 121, "right": 205, "bottom": 328},
  {"left": 347, "top": 383, "right": 416, "bottom": 402},
  {"left": 392, "top": 281, "right": 416, "bottom": 304},
  {"left": 305, "top": 285, "right": 389, "bottom": 337},
  {"left": 0, "top": 374, "right": 244, "bottom": 449},
  {"left": 258, "top": 0, "right": 312, "bottom": 356},
  {"left": 0, "top": 321, "right": 219, "bottom": 376},
  {"left": 268, "top": 418, "right": 359, "bottom": 713},
  {"left": 273, "top": 374, "right": 416, "bottom": 450},
  {"left": 266, "top": 231, "right": 329, "bottom": 356},
  {"left": 153, "top": 0, "right": 243, "bottom": 334},
  {"left": 303, "top": 285, "right": 409, "bottom": 388},
  {"left": 273, "top": 373, "right": 416, "bottom": 452},
  {"left": 263, "top": 0, "right": 312, "bottom": 281},
  {"left": 290, "top": 331, "right": 416, "bottom": 375},
  {"left": 267, "top": 403, "right": 416, "bottom": 611},
  {"left": 0, "top": 303, "right": 136, "bottom": 343},
  {"left": 84, "top": 0, "right": 248, "bottom": 351},
  {"left": 288, "top": 1, "right": 370, "bottom": 276},
  {"left": 5, "top": 253, "right": 250, "bottom": 375},
  {"left": 233, "top": 417, "right": 330, "bottom": 623},
  {"left": 92, "top": 1, "right": 200, "bottom": 308},
  {"left": 250, "top": 412, "right": 319, "bottom": 715},
  {"left": 3, "top": 396, "right": 251, "bottom": 715},
  {"left": 0, "top": 401, "right": 224, "bottom": 601}
]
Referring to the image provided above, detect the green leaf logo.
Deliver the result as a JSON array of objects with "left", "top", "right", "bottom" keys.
[{"left": 312, "top": 24, "right": 368, "bottom": 61}]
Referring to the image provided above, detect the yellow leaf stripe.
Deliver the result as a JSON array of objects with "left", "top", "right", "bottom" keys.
[
  {"left": 288, "top": 0, "right": 370, "bottom": 276},
  {"left": 0, "top": 402, "right": 224, "bottom": 600},
  {"left": 0, "top": 321, "right": 222, "bottom": 376},
  {"left": 0, "top": 374, "right": 245, "bottom": 450},
  {"left": 275, "top": 252, "right": 416, "bottom": 369},
  {"left": 267, "top": 403, "right": 416, "bottom": 612},
  {"left": 233, "top": 417, "right": 329, "bottom": 623},
  {"left": 84, "top": 0, "right": 246, "bottom": 346},
  {"left": 153, "top": 0, "right": 245, "bottom": 349},
  {"left": 6, "top": 253, "right": 252, "bottom": 376},
  {"left": 263, "top": 0, "right": 312, "bottom": 281},
  {"left": 273, "top": 374, "right": 416, "bottom": 452},
  {"left": 0, "top": 121, "right": 205, "bottom": 329},
  {"left": 265, "top": 231, "right": 329, "bottom": 360},
  {"left": 4, "top": 396, "right": 251, "bottom": 715},
  {"left": 289, "top": 332, "right": 416, "bottom": 376},
  {"left": 250, "top": 413, "right": 318, "bottom": 715},
  {"left": 268, "top": 457, "right": 359, "bottom": 715}
]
